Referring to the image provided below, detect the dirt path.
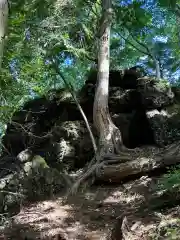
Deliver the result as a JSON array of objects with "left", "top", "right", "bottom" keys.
[{"left": 1, "top": 176, "right": 180, "bottom": 239}]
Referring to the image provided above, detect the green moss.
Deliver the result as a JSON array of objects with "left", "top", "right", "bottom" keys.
[
  {"left": 155, "top": 79, "right": 170, "bottom": 91},
  {"left": 31, "top": 155, "right": 49, "bottom": 169},
  {"left": 47, "top": 88, "right": 74, "bottom": 102},
  {"left": 157, "top": 165, "right": 180, "bottom": 192},
  {"left": 149, "top": 220, "right": 180, "bottom": 240},
  {"left": 166, "top": 104, "right": 180, "bottom": 116}
]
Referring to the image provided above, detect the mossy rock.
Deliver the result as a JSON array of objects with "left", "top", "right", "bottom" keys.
[
  {"left": 156, "top": 78, "right": 171, "bottom": 90},
  {"left": 31, "top": 155, "right": 49, "bottom": 169},
  {"left": 165, "top": 104, "right": 180, "bottom": 116},
  {"left": 0, "top": 173, "right": 22, "bottom": 216},
  {"left": 21, "top": 155, "right": 65, "bottom": 201},
  {"left": 50, "top": 121, "right": 96, "bottom": 171},
  {"left": 147, "top": 104, "right": 180, "bottom": 146},
  {"left": 47, "top": 88, "right": 75, "bottom": 103}
]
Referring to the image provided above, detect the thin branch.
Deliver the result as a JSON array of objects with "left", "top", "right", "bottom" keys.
[
  {"left": 0, "top": 190, "right": 24, "bottom": 197},
  {"left": 11, "top": 121, "right": 52, "bottom": 139},
  {"left": 0, "top": 167, "right": 16, "bottom": 173},
  {"left": 85, "top": 0, "right": 99, "bottom": 17},
  {"left": 85, "top": 54, "right": 97, "bottom": 63},
  {"left": 129, "top": 32, "right": 154, "bottom": 58},
  {"left": 0, "top": 142, "right": 11, "bottom": 155},
  {"left": 21, "top": 109, "right": 46, "bottom": 114},
  {"left": 175, "top": 4, "right": 180, "bottom": 17},
  {"left": 125, "top": 14, "right": 155, "bottom": 59},
  {"left": 118, "top": 32, "right": 150, "bottom": 56},
  {"left": 52, "top": 61, "right": 97, "bottom": 153}
]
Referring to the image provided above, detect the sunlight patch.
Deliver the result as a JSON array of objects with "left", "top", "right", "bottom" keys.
[{"left": 103, "top": 190, "right": 142, "bottom": 204}]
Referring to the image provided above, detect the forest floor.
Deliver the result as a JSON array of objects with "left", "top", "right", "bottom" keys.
[{"left": 1, "top": 175, "right": 180, "bottom": 240}]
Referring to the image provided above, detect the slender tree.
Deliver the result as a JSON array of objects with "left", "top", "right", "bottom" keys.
[
  {"left": 0, "top": 0, "right": 8, "bottom": 69},
  {"left": 93, "top": 0, "right": 123, "bottom": 155},
  {"left": 69, "top": 0, "right": 134, "bottom": 194}
]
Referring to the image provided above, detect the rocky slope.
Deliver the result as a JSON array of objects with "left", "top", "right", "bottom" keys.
[{"left": 0, "top": 67, "right": 180, "bottom": 219}]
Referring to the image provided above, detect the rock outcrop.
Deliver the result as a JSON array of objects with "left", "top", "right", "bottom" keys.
[
  {"left": 0, "top": 153, "right": 68, "bottom": 215},
  {"left": 147, "top": 104, "right": 180, "bottom": 146},
  {"left": 0, "top": 66, "right": 180, "bottom": 214},
  {"left": 80, "top": 74, "right": 175, "bottom": 148}
]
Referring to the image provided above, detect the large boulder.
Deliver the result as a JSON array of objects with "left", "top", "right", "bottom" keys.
[
  {"left": 0, "top": 154, "right": 68, "bottom": 215},
  {"left": 21, "top": 155, "right": 66, "bottom": 200},
  {"left": 137, "top": 77, "right": 174, "bottom": 109},
  {"left": 146, "top": 104, "right": 180, "bottom": 146},
  {"left": 1, "top": 89, "right": 85, "bottom": 158},
  {"left": 1, "top": 87, "right": 96, "bottom": 173},
  {"left": 172, "top": 86, "right": 180, "bottom": 103},
  {"left": 1, "top": 75, "right": 175, "bottom": 166},
  {"left": 85, "top": 66, "right": 144, "bottom": 88},
  {"left": 48, "top": 120, "right": 97, "bottom": 170},
  {"left": 0, "top": 173, "right": 21, "bottom": 215},
  {"left": 109, "top": 88, "right": 143, "bottom": 113},
  {"left": 80, "top": 78, "right": 174, "bottom": 114},
  {"left": 109, "top": 78, "right": 174, "bottom": 112}
]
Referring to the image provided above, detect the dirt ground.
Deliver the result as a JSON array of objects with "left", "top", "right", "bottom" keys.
[{"left": 1, "top": 176, "right": 180, "bottom": 240}]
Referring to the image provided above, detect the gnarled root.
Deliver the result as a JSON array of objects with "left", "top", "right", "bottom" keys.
[
  {"left": 111, "top": 215, "right": 131, "bottom": 240},
  {"left": 68, "top": 125, "right": 127, "bottom": 196},
  {"left": 68, "top": 120, "right": 144, "bottom": 195}
]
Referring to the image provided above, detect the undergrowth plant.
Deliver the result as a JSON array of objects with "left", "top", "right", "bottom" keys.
[{"left": 157, "top": 165, "right": 180, "bottom": 192}]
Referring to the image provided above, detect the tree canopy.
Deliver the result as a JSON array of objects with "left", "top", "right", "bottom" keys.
[{"left": 0, "top": 0, "right": 179, "bottom": 132}]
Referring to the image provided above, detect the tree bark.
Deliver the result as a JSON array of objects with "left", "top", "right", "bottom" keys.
[
  {"left": 154, "top": 58, "right": 161, "bottom": 79},
  {"left": 176, "top": 4, "right": 180, "bottom": 46},
  {"left": 0, "top": 0, "right": 8, "bottom": 70},
  {"left": 157, "top": 58, "right": 164, "bottom": 79},
  {"left": 97, "top": 143, "right": 180, "bottom": 182},
  {"left": 160, "top": 66, "right": 164, "bottom": 79},
  {"left": 93, "top": 0, "right": 123, "bottom": 155}
]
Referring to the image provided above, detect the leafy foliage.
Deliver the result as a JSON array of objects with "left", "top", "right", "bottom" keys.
[
  {"left": 0, "top": 0, "right": 179, "bottom": 133},
  {"left": 157, "top": 165, "right": 180, "bottom": 192}
]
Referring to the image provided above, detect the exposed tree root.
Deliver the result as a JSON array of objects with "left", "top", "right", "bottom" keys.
[
  {"left": 111, "top": 215, "right": 132, "bottom": 240},
  {"left": 68, "top": 122, "right": 125, "bottom": 195},
  {"left": 98, "top": 142, "right": 180, "bottom": 182},
  {"left": 68, "top": 142, "right": 180, "bottom": 195},
  {"left": 68, "top": 142, "right": 140, "bottom": 195},
  {"left": 68, "top": 149, "right": 105, "bottom": 195}
]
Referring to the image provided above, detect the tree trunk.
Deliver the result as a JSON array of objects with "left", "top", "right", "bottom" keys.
[
  {"left": 69, "top": 0, "right": 127, "bottom": 195},
  {"left": 154, "top": 58, "right": 161, "bottom": 79},
  {"left": 93, "top": 0, "right": 123, "bottom": 155},
  {"left": 158, "top": 58, "right": 164, "bottom": 79},
  {"left": 174, "top": 3, "right": 180, "bottom": 46},
  {"left": 0, "top": 0, "right": 8, "bottom": 69},
  {"left": 176, "top": 9, "right": 180, "bottom": 46},
  {"left": 160, "top": 66, "right": 164, "bottom": 79}
]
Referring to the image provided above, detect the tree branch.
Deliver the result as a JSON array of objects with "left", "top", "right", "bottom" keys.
[
  {"left": 11, "top": 121, "right": 52, "bottom": 139},
  {"left": 51, "top": 61, "right": 97, "bottom": 154},
  {"left": 129, "top": 32, "right": 154, "bottom": 58},
  {"left": 117, "top": 32, "right": 150, "bottom": 56}
]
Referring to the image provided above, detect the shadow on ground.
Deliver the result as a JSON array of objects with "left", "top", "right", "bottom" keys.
[{"left": 2, "top": 176, "right": 180, "bottom": 239}]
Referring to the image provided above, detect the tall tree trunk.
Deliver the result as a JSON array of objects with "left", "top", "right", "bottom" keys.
[
  {"left": 69, "top": 0, "right": 128, "bottom": 195},
  {"left": 160, "top": 65, "right": 164, "bottom": 79},
  {"left": 158, "top": 58, "right": 164, "bottom": 79},
  {"left": 176, "top": 7, "right": 180, "bottom": 46},
  {"left": 174, "top": 3, "right": 180, "bottom": 45},
  {"left": 0, "top": 0, "right": 8, "bottom": 70},
  {"left": 154, "top": 58, "right": 161, "bottom": 79},
  {"left": 93, "top": 0, "right": 123, "bottom": 155}
]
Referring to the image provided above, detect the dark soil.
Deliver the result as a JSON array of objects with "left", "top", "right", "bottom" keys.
[{"left": 1, "top": 176, "right": 180, "bottom": 240}]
